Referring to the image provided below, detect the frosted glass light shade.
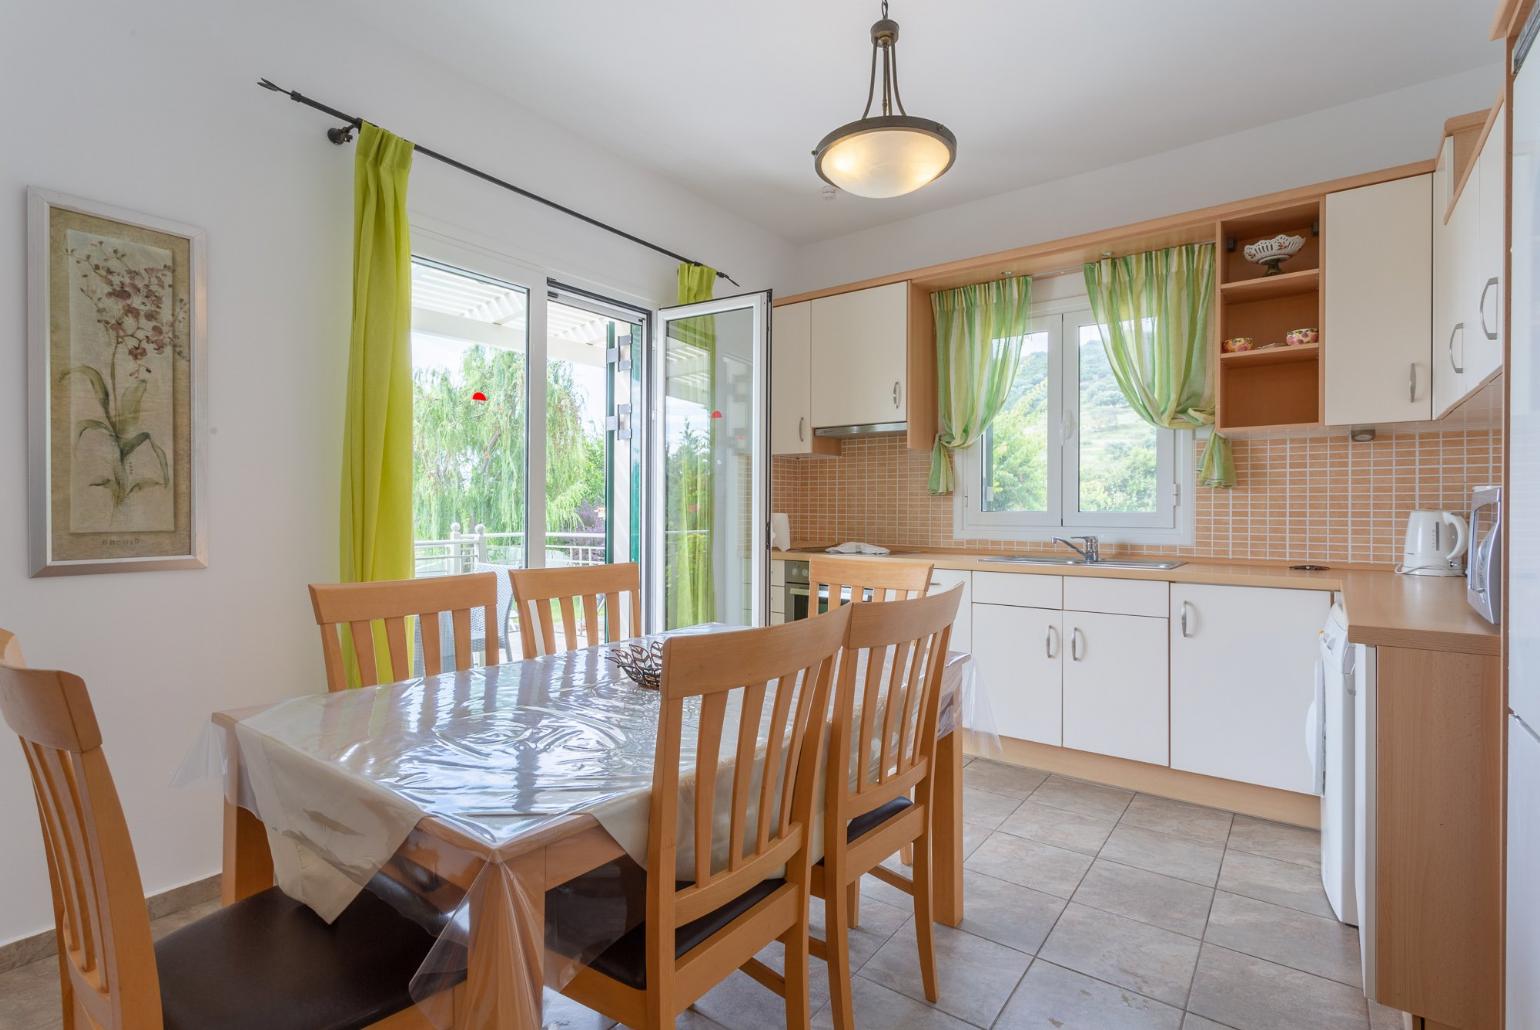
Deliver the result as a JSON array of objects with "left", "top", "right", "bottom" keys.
[{"left": 813, "top": 115, "right": 956, "bottom": 199}]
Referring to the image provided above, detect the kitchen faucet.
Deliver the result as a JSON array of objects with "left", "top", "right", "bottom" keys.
[{"left": 1053, "top": 535, "right": 1100, "bottom": 562}]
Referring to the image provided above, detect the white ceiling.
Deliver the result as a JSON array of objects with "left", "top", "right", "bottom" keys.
[{"left": 338, "top": 0, "right": 1500, "bottom": 245}]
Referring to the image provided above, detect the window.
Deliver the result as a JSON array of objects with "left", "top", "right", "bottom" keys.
[{"left": 957, "top": 301, "right": 1189, "bottom": 544}]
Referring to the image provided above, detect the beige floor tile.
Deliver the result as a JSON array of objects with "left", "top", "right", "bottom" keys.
[
  {"left": 810, "top": 893, "right": 910, "bottom": 971},
  {"left": 1038, "top": 903, "right": 1202, "bottom": 1007},
  {"left": 814, "top": 976, "right": 974, "bottom": 1030},
  {"left": 1204, "top": 891, "right": 1361, "bottom": 988},
  {"left": 966, "top": 832, "right": 1093, "bottom": 898},
  {"left": 1120, "top": 795, "right": 1235, "bottom": 845},
  {"left": 1368, "top": 999, "right": 1408, "bottom": 1029},
  {"left": 1226, "top": 815, "right": 1321, "bottom": 869},
  {"left": 691, "top": 963, "right": 831, "bottom": 1030},
  {"left": 964, "top": 759, "right": 1050, "bottom": 799},
  {"left": 955, "top": 869, "right": 1066, "bottom": 954},
  {"left": 1216, "top": 850, "right": 1335, "bottom": 919},
  {"left": 963, "top": 786, "right": 1026, "bottom": 829},
  {"left": 1072, "top": 860, "right": 1215, "bottom": 938},
  {"left": 0, "top": 957, "right": 62, "bottom": 1030},
  {"left": 1187, "top": 943, "right": 1368, "bottom": 1030},
  {"left": 1100, "top": 824, "right": 1225, "bottom": 887},
  {"left": 1180, "top": 1014, "right": 1237, "bottom": 1029},
  {"left": 1029, "top": 775, "right": 1136, "bottom": 822},
  {"left": 540, "top": 989, "right": 616, "bottom": 1030},
  {"left": 994, "top": 959, "right": 1184, "bottom": 1029},
  {"left": 860, "top": 919, "right": 1031, "bottom": 1027},
  {"left": 1000, "top": 798, "right": 1118, "bottom": 855}
]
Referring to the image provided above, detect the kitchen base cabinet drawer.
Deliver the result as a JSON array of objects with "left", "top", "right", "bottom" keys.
[
  {"left": 1063, "top": 576, "right": 1169, "bottom": 618},
  {"left": 972, "top": 603, "right": 1062, "bottom": 746},
  {"left": 1062, "top": 611, "right": 1168, "bottom": 766},
  {"left": 972, "top": 571, "right": 1062, "bottom": 609}
]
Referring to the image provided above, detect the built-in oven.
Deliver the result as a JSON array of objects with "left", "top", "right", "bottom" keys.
[{"left": 782, "top": 559, "right": 871, "bottom": 620}]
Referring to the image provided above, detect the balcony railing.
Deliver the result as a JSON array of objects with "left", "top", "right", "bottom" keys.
[{"left": 414, "top": 524, "right": 606, "bottom": 576}]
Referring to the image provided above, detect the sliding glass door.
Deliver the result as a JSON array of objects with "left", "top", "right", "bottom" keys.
[{"left": 649, "top": 292, "right": 770, "bottom": 631}]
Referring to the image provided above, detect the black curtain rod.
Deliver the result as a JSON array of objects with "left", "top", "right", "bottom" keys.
[{"left": 257, "top": 78, "right": 739, "bottom": 287}]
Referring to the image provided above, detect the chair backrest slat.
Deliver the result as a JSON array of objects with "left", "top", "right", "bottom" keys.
[
  {"left": 693, "top": 690, "right": 727, "bottom": 887},
  {"left": 727, "top": 681, "right": 766, "bottom": 872},
  {"left": 508, "top": 563, "right": 643, "bottom": 658},
  {"left": 809, "top": 557, "right": 934, "bottom": 611},
  {"left": 309, "top": 573, "right": 499, "bottom": 691},
  {"left": 0, "top": 649, "right": 163, "bottom": 1027}
]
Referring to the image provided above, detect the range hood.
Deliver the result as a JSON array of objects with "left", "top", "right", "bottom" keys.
[{"left": 813, "top": 421, "right": 908, "bottom": 439}]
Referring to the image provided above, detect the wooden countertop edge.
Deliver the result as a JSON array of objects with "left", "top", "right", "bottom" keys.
[{"left": 771, "top": 550, "right": 1499, "bottom": 655}]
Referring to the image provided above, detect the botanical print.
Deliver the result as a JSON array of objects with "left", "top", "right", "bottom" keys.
[{"left": 63, "top": 229, "right": 186, "bottom": 532}]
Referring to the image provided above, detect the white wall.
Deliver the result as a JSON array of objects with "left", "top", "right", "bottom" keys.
[
  {"left": 0, "top": 0, "right": 791, "bottom": 946},
  {"left": 783, "top": 66, "right": 1502, "bottom": 294}
]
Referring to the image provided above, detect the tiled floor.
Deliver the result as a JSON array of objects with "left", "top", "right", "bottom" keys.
[{"left": 0, "top": 759, "right": 1408, "bottom": 1030}]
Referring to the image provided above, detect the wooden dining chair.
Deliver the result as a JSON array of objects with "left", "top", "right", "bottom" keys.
[
  {"left": 808, "top": 556, "right": 935, "bottom": 609},
  {"left": 0, "top": 657, "right": 456, "bottom": 1030},
  {"left": 546, "top": 607, "right": 851, "bottom": 1030},
  {"left": 0, "top": 626, "right": 22, "bottom": 666},
  {"left": 309, "top": 572, "right": 498, "bottom": 691},
  {"left": 813, "top": 584, "right": 963, "bottom": 1030},
  {"left": 507, "top": 562, "right": 642, "bottom": 658}
]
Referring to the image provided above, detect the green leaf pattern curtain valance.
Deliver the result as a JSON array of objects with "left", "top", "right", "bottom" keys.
[
  {"left": 1082, "top": 244, "right": 1235, "bottom": 488},
  {"left": 928, "top": 276, "right": 1033, "bottom": 494}
]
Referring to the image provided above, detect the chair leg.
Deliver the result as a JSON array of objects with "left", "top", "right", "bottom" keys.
[
  {"left": 784, "top": 905, "right": 812, "bottom": 1030},
  {"left": 847, "top": 879, "right": 861, "bottom": 928},
  {"left": 912, "top": 832, "right": 939, "bottom": 1003},
  {"left": 824, "top": 875, "right": 857, "bottom": 1030}
]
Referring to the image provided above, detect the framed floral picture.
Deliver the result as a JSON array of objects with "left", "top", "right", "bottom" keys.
[{"left": 27, "top": 188, "right": 207, "bottom": 575}]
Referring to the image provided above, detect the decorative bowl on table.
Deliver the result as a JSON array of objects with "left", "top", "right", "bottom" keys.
[
  {"left": 606, "top": 640, "right": 665, "bottom": 690},
  {"left": 1242, "top": 234, "right": 1305, "bottom": 276},
  {"left": 1223, "top": 336, "right": 1255, "bottom": 353},
  {"left": 1285, "top": 327, "right": 1319, "bottom": 347}
]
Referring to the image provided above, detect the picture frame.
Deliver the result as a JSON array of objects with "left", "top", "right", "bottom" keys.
[{"left": 27, "top": 188, "right": 208, "bottom": 576}]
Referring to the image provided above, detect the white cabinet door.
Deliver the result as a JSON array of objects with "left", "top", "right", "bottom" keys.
[
  {"left": 1062, "top": 611, "right": 1168, "bottom": 765},
  {"left": 1469, "top": 127, "right": 1506, "bottom": 386},
  {"left": 929, "top": 569, "right": 972, "bottom": 655},
  {"left": 1436, "top": 153, "right": 1483, "bottom": 417},
  {"left": 1170, "top": 584, "right": 1331, "bottom": 793},
  {"left": 1324, "top": 174, "right": 1433, "bottom": 425},
  {"left": 1433, "top": 137, "right": 1464, "bottom": 418},
  {"left": 770, "top": 302, "right": 813, "bottom": 455},
  {"left": 1508, "top": 716, "right": 1540, "bottom": 1029},
  {"left": 810, "top": 282, "right": 908, "bottom": 429},
  {"left": 972, "top": 603, "right": 1062, "bottom": 746}
]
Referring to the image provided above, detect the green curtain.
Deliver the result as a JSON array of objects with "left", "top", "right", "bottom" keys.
[
  {"left": 928, "top": 277, "right": 1033, "bottom": 494},
  {"left": 666, "top": 263, "right": 716, "bottom": 628},
  {"left": 339, "top": 123, "right": 416, "bottom": 684},
  {"left": 1082, "top": 244, "right": 1235, "bottom": 488}
]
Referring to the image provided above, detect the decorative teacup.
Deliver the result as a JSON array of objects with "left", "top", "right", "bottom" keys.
[
  {"left": 1285, "top": 328, "right": 1319, "bottom": 347},
  {"left": 1223, "top": 336, "right": 1255, "bottom": 353}
]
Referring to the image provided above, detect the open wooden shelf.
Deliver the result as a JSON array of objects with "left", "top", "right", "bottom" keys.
[
  {"left": 1218, "top": 267, "right": 1319, "bottom": 302},
  {"left": 1219, "top": 342, "right": 1319, "bottom": 367}
]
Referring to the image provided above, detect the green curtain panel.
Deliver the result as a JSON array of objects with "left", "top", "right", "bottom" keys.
[
  {"left": 666, "top": 263, "right": 716, "bottom": 628},
  {"left": 928, "top": 276, "right": 1033, "bottom": 494},
  {"left": 1082, "top": 244, "right": 1235, "bottom": 488},
  {"left": 339, "top": 123, "right": 416, "bottom": 684}
]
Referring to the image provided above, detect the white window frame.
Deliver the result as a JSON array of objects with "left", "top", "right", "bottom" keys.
[{"left": 954, "top": 292, "right": 1194, "bottom": 547}]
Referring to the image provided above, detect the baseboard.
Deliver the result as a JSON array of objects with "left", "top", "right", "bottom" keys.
[
  {"left": 968, "top": 733, "right": 1321, "bottom": 829},
  {"left": 0, "top": 873, "right": 220, "bottom": 973}
]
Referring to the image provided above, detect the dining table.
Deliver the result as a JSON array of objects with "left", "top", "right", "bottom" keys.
[{"left": 209, "top": 624, "right": 978, "bottom": 1029}]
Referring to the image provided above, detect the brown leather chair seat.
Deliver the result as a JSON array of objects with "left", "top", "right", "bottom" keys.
[
  {"left": 843, "top": 796, "right": 912, "bottom": 842},
  {"left": 155, "top": 884, "right": 455, "bottom": 1030}
]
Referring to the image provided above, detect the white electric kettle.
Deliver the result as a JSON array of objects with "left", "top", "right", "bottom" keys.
[{"left": 1399, "top": 509, "right": 1469, "bottom": 576}]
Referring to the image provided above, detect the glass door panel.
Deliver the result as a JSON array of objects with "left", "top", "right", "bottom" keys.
[{"left": 651, "top": 292, "right": 769, "bottom": 631}]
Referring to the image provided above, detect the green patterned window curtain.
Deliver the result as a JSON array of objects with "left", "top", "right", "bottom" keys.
[
  {"left": 928, "top": 277, "right": 1033, "bottom": 494},
  {"left": 340, "top": 123, "right": 415, "bottom": 685},
  {"left": 1082, "top": 244, "right": 1235, "bottom": 488},
  {"left": 666, "top": 263, "right": 716, "bottom": 628}
]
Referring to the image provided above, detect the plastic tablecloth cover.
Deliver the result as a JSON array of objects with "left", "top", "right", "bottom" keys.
[{"left": 199, "top": 623, "right": 993, "bottom": 1028}]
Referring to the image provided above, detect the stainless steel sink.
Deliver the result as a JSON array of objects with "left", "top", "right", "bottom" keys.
[{"left": 980, "top": 556, "right": 1186, "bottom": 570}]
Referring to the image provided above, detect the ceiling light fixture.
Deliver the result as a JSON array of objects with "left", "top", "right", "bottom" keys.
[{"left": 812, "top": 0, "right": 956, "bottom": 199}]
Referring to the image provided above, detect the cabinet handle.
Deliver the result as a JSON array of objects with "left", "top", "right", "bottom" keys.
[
  {"left": 1070, "top": 627, "right": 1084, "bottom": 662},
  {"left": 1479, "top": 276, "right": 1499, "bottom": 341},
  {"left": 1046, "top": 624, "right": 1060, "bottom": 659},
  {"left": 1449, "top": 322, "right": 1465, "bottom": 374},
  {"left": 1408, "top": 362, "right": 1418, "bottom": 403},
  {"left": 892, "top": 380, "right": 902, "bottom": 409},
  {"left": 798, "top": 416, "right": 806, "bottom": 442},
  {"left": 1180, "top": 600, "right": 1195, "bottom": 638}
]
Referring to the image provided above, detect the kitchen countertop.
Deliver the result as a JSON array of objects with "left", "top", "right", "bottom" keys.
[{"left": 770, "top": 548, "right": 1499, "bottom": 656}]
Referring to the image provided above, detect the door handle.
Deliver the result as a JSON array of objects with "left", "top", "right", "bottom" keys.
[
  {"left": 1479, "top": 276, "right": 1499, "bottom": 341},
  {"left": 892, "top": 380, "right": 903, "bottom": 409},
  {"left": 1046, "top": 624, "right": 1060, "bottom": 659},
  {"left": 1180, "top": 600, "right": 1195, "bottom": 638},
  {"left": 798, "top": 416, "right": 806, "bottom": 442},
  {"left": 1449, "top": 322, "right": 1465, "bottom": 374},
  {"left": 1070, "top": 627, "right": 1085, "bottom": 662},
  {"left": 1408, "top": 362, "right": 1418, "bottom": 403}
]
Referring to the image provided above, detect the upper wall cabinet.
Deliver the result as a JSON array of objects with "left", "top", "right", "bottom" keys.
[
  {"left": 810, "top": 282, "right": 911, "bottom": 430},
  {"left": 770, "top": 301, "right": 835, "bottom": 456},
  {"left": 1323, "top": 174, "right": 1433, "bottom": 425}
]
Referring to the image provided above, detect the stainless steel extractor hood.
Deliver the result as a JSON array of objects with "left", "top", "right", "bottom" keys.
[{"left": 813, "top": 421, "right": 907, "bottom": 439}]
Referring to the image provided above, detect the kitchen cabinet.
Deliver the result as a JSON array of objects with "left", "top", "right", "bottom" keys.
[
  {"left": 770, "top": 301, "right": 815, "bottom": 455},
  {"left": 1169, "top": 584, "right": 1331, "bottom": 793},
  {"left": 1433, "top": 120, "right": 1505, "bottom": 418},
  {"left": 1469, "top": 122, "right": 1505, "bottom": 385},
  {"left": 928, "top": 568, "right": 972, "bottom": 654},
  {"left": 1323, "top": 174, "right": 1433, "bottom": 425},
  {"left": 1062, "top": 611, "right": 1168, "bottom": 765},
  {"left": 972, "top": 603, "right": 1062, "bottom": 746},
  {"left": 810, "top": 282, "right": 909, "bottom": 430}
]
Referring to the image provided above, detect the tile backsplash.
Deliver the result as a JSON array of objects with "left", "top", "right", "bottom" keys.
[{"left": 771, "top": 428, "right": 1501, "bottom": 567}]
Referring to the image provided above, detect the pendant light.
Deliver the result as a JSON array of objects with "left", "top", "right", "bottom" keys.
[{"left": 813, "top": 0, "right": 957, "bottom": 199}]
